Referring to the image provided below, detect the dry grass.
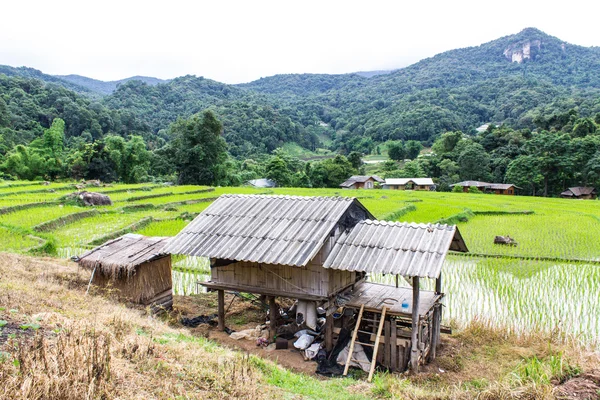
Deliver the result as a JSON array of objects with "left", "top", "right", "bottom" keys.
[
  {"left": 0, "top": 253, "right": 273, "bottom": 400},
  {"left": 0, "top": 252, "right": 598, "bottom": 400}
]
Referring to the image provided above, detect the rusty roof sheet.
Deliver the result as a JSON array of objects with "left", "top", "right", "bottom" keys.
[
  {"left": 163, "top": 194, "right": 370, "bottom": 267},
  {"left": 323, "top": 220, "right": 467, "bottom": 278},
  {"left": 75, "top": 234, "right": 170, "bottom": 275}
]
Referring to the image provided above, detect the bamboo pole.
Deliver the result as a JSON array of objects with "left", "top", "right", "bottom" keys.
[{"left": 410, "top": 276, "right": 420, "bottom": 372}]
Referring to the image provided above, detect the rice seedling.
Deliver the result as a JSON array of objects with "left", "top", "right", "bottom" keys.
[
  {"left": 0, "top": 227, "right": 41, "bottom": 252},
  {"left": 0, "top": 204, "right": 85, "bottom": 228},
  {"left": 371, "top": 255, "right": 600, "bottom": 347},
  {"left": 135, "top": 218, "right": 190, "bottom": 237}
]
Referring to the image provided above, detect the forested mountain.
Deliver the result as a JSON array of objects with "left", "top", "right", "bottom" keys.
[
  {"left": 2, "top": 28, "right": 600, "bottom": 194},
  {"left": 56, "top": 75, "right": 168, "bottom": 95},
  {"left": 0, "top": 65, "right": 98, "bottom": 97},
  {"left": 94, "top": 28, "right": 600, "bottom": 153}
]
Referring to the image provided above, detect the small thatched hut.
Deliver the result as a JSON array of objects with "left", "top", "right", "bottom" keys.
[{"left": 75, "top": 234, "right": 172, "bottom": 310}]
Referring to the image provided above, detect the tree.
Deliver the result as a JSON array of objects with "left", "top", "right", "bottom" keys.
[
  {"left": 523, "top": 131, "right": 573, "bottom": 196},
  {"left": 432, "top": 131, "right": 463, "bottom": 155},
  {"left": 0, "top": 97, "right": 10, "bottom": 128},
  {"left": 387, "top": 141, "right": 405, "bottom": 161},
  {"left": 458, "top": 142, "right": 490, "bottom": 181},
  {"left": 506, "top": 155, "right": 543, "bottom": 196},
  {"left": 405, "top": 140, "right": 423, "bottom": 160},
  {"left": 266, "top": 156, "right": 292, "bottom": 187},
  {"left": 572, "top": 118, "right": 597, "bottom": 138},
  {"left": 171, "top": 110, "right": 228, "bottom": 185},
  {"left": 347, "top": 151, "right": 363, "bottom": 169}
]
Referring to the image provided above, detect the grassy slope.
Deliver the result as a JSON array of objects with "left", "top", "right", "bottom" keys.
[{"left": 1, "top": 253, "right": 597, "bottom": 399}]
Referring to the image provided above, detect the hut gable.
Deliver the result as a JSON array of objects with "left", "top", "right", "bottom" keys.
[
  {"left": 76, "top": 233, "right": 170, "bottom": 278},
  {"left": 164, "top": 194, "right": 374, "bottom": 267},
  {"left": 323, "top": 220, "right": 467, "bottom": 279},
  {"left": 75, "top": 234, "right": 172, "bottom": 308},
  {"left": 340, "top": 175, "right": 384, "bottom": 189}
]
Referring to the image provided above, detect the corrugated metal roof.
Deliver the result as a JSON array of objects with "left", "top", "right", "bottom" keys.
[
  {"left": 75, "top": 233, "right": 170, "bottom": 275},
  {"left": 562, "top": 186, "right": 596, "bottom": 196},
  {"left": 488, "top": 183, "right": 519, "bottom": 190},
  {"left": 323, "top": 220, "right": 468, "bottom": 278},
  {"left": 385, "top": 178, "right": 434, "bottom": 186},
  {"left": 247, "top": 178, "right": 276, "bottom": 188},
  {"left": 450, "top": 181, "right": 491, "bottom": 187},
  {"left": 163, "top": 194, "right": 370, "bottom": 267},
  {"left": 340, "top": 175, "right": 384, "bottom": 187}
]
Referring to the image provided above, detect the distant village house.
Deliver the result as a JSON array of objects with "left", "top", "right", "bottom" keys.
[
  {"left": 247, "top": 178, "right": 276, "bottom": 188},
  {"left": 450, "top": 181, "right": 519, "bottom": 195},
  {"left": 340, "top": 175, "right": 384, "bottom": 189},
  {"left": 383, "top": 178, "right": 434, "bottom": 191},
  {"left": 560, "top": 187, "right": 597, "bottom": 200}
]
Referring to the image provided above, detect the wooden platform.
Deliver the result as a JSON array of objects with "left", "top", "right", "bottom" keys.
[{"left": 344, "top": 282, "right": 441, "bottom": 317}]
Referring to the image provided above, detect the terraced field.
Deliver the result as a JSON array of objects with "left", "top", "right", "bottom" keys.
[{"left": 0, "top": 181, "right": 599, "bottom": 346}]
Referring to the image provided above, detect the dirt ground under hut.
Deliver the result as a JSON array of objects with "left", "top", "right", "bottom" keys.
[{"left": 173, "top": 292, "right": 470, "bottom": 379}]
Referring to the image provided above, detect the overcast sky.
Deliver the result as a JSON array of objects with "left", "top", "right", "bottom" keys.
[{"left": 2, "top": 0, "right": 600, "bottom": 84}]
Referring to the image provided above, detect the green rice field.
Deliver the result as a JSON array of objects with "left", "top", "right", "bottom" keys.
[{"left": 0, "top": 181, "right": 599, "bottom": 347}]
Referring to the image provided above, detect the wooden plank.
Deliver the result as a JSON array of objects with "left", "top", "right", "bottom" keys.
[
  {"left": 410, "top": 277, "right": 420, "bottom": 372},
  {"left": 201, "top": 281, "right": 327, "bottom": 301},
  {"left": 384, "top": 320, "right": 391, "bottom": 367},
  {"left": 368, "top": 306, "right": 387, "bottom": 383},
  {"left": 343, "top": 304, "right": 364, "bottom": 376},
  {"left": 217, "top": 289, "right": 225, "bottom": 331},
  {"left": 269, "top": 296, "right": 277, "bottom": 341},
  {"left": 325, "top": 313, "right": 334, "bottom": 352},
  {"left": 391, "top": 320, "right": 397, "bottom": 371}
]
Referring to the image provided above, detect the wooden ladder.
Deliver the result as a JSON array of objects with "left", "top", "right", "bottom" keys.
[{"left": 343, "top": 305, "right": 388, "bottom": 382}]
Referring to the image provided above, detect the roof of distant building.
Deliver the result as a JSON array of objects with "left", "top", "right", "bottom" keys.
[
  {"left": 247, "top": 178, "right": 276, "bottom": 188},
  {"left": 384, "top": 178, "right": 434, "bottom": 186},
  {"left": 340, "top": 175, "right": 384, "bottom": 187}
]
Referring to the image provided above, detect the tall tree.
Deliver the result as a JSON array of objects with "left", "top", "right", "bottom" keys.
[
  {"left": 405, "top": 140, "right": 423, "bottom": 160},
  {"left": 171, "top": 110, "right": 228, "bottom": 185}
]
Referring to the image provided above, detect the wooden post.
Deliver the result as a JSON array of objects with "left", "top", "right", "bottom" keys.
[
  {"left": 217, "top": 289, "right": 225, "bottom": 331},
  {"left": 269, "top": 296, "right": 277, "bottom": 341},
  {"left": 410, "top": 276, "right": 420, "bottom": 372},
  {"left": 430, "top": 273, "right": 442, "bottom": 361},
  {"left": 325, "top": 313, "right": 334, "bottom": 352},
  {"left": 395, "top": 274, "right": 399, "bottom": 288}
]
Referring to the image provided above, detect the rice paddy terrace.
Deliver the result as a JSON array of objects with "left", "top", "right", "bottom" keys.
[{"left": 1, "top": 181, "right": 599, "bottom": 348}]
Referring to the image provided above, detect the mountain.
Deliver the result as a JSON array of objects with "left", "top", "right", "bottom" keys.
[
  {"left": 0, "top": 65, "right": 98, "bottom": 96},
  {"left": 2, "top": 28, "right": 600, "bottom": 158},
  {"left": 56, "top": 74, "right": 168, "bottom": 95}
]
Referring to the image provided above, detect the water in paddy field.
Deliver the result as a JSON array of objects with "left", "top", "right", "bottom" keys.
[
  {"left": 171, "top": 256, "right": 210, "bottom": 296},
  {"left": 370, "top": 256, "right": 600, "bottom": 348}
]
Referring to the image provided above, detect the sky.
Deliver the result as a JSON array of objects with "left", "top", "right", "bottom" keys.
[{"left": 2, "top": 0, "right": 600, "bottom": 84}]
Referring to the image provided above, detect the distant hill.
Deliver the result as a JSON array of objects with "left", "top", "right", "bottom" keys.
[
  {"left": 56, "top": 74, "right": 168, "bottom": 95},
  {"left": 0, "top": 65, "right": 98, "bottom": 96},
  {"left": 353, "top": 70, "right": 394, "bottom": 78},
  {"left": 2, "top": 27, "right": 600, "bottom": 157}
]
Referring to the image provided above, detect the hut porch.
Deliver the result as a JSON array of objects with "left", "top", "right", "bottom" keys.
[{"left": 340, "top": 281, "right": 443, "bottom": 373}]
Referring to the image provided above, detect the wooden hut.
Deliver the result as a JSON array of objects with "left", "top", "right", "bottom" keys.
[
  {"left": 164, "top": 194, "right": 468, "bottom": 377},
  {"left": 560, "top": 187, "right": 597, "bottom": 199},
  {"left": 383, "top": 178, "right": 434, "bottom": 191},
  {"left": 450, "top": 181, "right": 519, "bottom": 195},
  {"left": 75, "top": 234, "right": 173, "bottom": 310},
  {"left": 340, "top": 175, "right": 384, "bottom": 189}
]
